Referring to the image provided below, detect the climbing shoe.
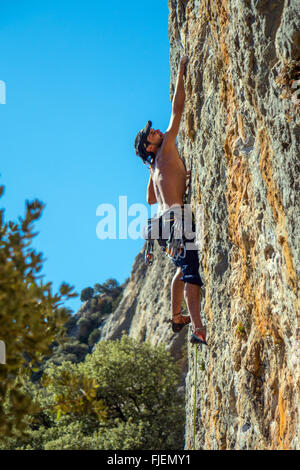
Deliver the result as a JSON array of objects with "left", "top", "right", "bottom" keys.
[
  {"left": 170, "top": 311, "right": 191, "bottom": 333},
  {"left": 190, "top": 327, "right": 208, "bottom": 345}
]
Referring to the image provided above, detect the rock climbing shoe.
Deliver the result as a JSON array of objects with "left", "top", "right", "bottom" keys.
[
  {"left": 190, "top": 327, "right": 208, "bottom": 345},
  {"left": 170, "top": 312, "right": 191, "bottom": 333}
]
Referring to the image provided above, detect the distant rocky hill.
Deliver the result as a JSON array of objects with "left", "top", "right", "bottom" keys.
[{"left": 32, "top": 279, "right": 128, "bottom": 380}]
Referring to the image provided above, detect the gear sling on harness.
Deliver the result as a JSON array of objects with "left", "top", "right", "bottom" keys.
[
  {"left": 144, "top": 201, "right": 204, "bottom": 288},
  {"left": 143, "top": 205, "right": 191, "bottom": 266}
]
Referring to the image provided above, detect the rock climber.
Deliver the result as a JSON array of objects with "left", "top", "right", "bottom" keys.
[{"left": 134, "top": 56, "right": 207, "bottom": 345}]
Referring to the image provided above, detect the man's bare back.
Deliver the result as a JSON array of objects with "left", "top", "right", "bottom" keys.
[{"left": 150, "top": 143, "right": 187, "bottom": 213}]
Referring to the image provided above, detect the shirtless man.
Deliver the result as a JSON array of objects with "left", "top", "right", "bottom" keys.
[{"left": 134, "top": 56, "right": 207, "bottom": 345}]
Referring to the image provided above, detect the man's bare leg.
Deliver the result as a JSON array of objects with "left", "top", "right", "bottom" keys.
[
  {"left": 184, "top": 283, "right": 203, "bottom": 331},
  {"left": 170, "top": 268, "right": 191, "bottom": 332},
  {"left": 171, "top": 267, "right": 185, "bottom": 317}
]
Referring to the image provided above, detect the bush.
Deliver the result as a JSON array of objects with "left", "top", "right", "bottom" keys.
[
  {"left": 80, "top": 287, "right": 94, "bottom": 302},
  {"left": 1, "top": 335, "right": 185, "bottom": 450},
  {"left": 94, "top": 279, "right": 122, "bottom": 299},
  {"left": 0, "top": 187, "right": 77, "bottom": 436},
  {"left": 81, "top": 335, "right": 185, "bottom": 449},
  {"left": 88, "top": 329, "right": 101, "bottom": 347},
  {"left": 77, "top": 317, "right": 91, "bottom": 327}
]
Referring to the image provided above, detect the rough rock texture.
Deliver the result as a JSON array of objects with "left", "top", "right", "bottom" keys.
[
  {"left": 100, "top": 0, "right": 299, "bottom": 450},
  {"left": 169, "top": 0, "right": 299, "bottom": 450}
]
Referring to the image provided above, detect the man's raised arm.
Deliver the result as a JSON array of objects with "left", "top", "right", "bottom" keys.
[{"left": 163, "top": 56, "right": 189, "bottom": 147}]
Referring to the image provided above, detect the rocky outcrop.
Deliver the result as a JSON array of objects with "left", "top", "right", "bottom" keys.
[{"left": 100, "top": 0, "right": 299, "bottom": 450}]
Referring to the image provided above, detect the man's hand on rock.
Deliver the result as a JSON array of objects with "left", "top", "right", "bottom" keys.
[{"left": 179, "top": 56, "right": 189, "bottom": 77}]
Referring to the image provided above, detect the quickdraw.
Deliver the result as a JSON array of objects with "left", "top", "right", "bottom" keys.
[
  {"left": 165, "top": 219, "right": 186, "bottom": 262},
  {"left": 145, "top": 240, "right": 154, "bottom": 266},
  {"left": 165, "top": 238, "right": 185, "bottom": 260}
]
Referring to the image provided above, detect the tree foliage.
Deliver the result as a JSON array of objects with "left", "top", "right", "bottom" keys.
[
  {"left": 81, "top": 335, "right": 185, "bottom": 449},
  {"left": 0, "top": 186, "right": 77, "bottom": 436},
  {"left": 94, "top": 278, "right": 119, "bottom": 296},
  {"left": 0, "top": 335, "right": 185, "bottom": 450},
  {"left": 80, "top": 287, "right": 94, "bottom": 302},
  {"left": 88, "top": 329, "right": 101, "bottom": 347}
]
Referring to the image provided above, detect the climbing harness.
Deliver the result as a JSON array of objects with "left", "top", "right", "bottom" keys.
[
  {"left": 144, "top": 168, "right": 191, "bottom": 266},
  {"left": 144, "top": 211, "right": 187, "bottom": 265},
  {"left": 165, "top": 165, "right": 191, "bottom": 262}
]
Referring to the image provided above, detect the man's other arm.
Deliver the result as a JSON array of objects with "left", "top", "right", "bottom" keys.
[
  {"left": 163, "top": 56, "right": 188, "bottom": 149},
  {"left": 147, "top": 173, "right": 157, "bottom": 205}
]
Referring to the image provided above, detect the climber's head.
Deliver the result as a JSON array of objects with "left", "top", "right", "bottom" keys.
[{"left": 134, "top": 120, "right": 164, "bottom": 166}]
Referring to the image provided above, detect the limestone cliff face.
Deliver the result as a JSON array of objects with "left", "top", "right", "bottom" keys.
[{"left": 101, "top": 0, "right": 299, "bottom": 450}]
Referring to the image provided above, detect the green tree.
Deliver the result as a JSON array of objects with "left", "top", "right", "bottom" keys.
[
  {"left": 80, "top": 287, "right": 94, "bottom": 302},
  {"left": 0, "top": 335, "right": 185, "bottom": 450},
  {"left": 81, "top": 335, "right": 185, "bottom": 449},
  {"left": 88, "top": 329, "right": 101, "bottom": 347},
  {"left": 0, "top": 186, "right": 77, "bottom": 436},
  {"left": 94, "top": 278, "right": 122, "bottom": 299},
  {"left": 94, "top": 279, "right": 125, "bottom": 313}
]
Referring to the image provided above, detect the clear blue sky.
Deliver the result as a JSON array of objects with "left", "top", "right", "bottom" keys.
[{"left": 0, "top": 0, "right": 171, "bottom": 314}]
